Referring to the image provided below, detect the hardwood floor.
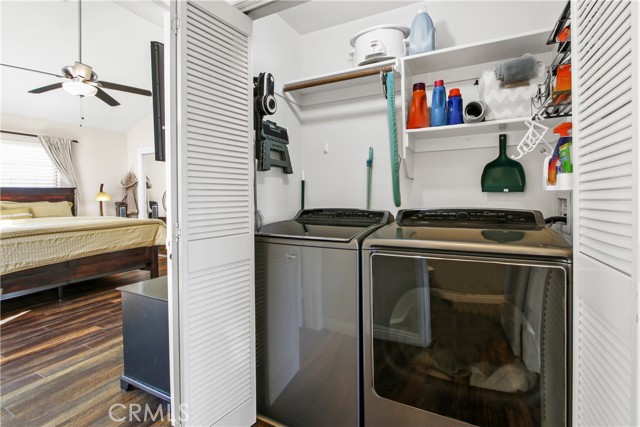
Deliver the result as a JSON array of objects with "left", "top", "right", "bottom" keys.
[{"left": 1, "top": 257, "right": 171, "bottom": 427}]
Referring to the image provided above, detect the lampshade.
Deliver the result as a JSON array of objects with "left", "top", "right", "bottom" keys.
[
  {"left": 95, "top": 191, "right": 111, "bottom": 202},
  {"left": 95, "top": 183, "right": 111, "bottom": 202},
  {"left": 63, "top": 81, "right": 98, "bottom": 97}
]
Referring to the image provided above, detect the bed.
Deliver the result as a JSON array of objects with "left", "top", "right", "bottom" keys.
[{"left": 0, "top": 187, "right": 166, "bottom": 300}]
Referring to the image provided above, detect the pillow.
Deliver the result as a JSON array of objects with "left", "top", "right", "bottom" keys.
[
  {"left": 29, "top": 201, "right": 74, "bottom": 218},
  {"left": 0, "top": 207, "right": 33, "bottom": 220},
  {"left": 0, "top": 201, "right": 73, "bottom": 217},
  {"left": 0, "top": 201, "right": 20, "bottom": 210}
]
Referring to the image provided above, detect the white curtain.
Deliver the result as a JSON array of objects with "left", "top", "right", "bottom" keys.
[
  {"left": 38, "top": 135, "right": 79, "bottom": 212},
  {"left": 38, "top": 136, "right": 78, "bottom": 188}
]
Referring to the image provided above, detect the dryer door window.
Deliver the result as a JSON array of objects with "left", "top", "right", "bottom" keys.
[{"left": 369, "top": 254, "right": 567, "bottom": 427}]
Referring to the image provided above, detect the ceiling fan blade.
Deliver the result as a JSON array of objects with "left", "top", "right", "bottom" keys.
[
  {"left": 2, "top": 63, "right": 65, "bottom": 78},
  {"left": 29, "top": 82, "right": 64, "bottom": 94},
  {"left": 98, "top": 81, "right": 152, "bottom": 97},
  {"left": 95, "top": 88, "right": 120, "bottom": 106}
]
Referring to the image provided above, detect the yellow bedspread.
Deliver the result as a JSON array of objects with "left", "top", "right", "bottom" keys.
[{"left": 0, "top": 216, "right": 167, "bottom": 275}]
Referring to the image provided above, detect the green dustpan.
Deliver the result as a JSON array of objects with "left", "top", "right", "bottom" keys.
[{"left": 481, "top": 134, "right": 526, "bottom": 192}]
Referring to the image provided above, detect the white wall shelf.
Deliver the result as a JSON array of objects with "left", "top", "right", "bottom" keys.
[
  {"left": 281, "top": 28, "right": 558, "bottom": 179},
  {"left": 407, "top": 117, "right": 564, "bottom": 152},
  {"left": 401, "top": 29, "right": 554, "bottom": 77},
  {"left": 399, "top": 28, "right": 556, "bottom": 178}
]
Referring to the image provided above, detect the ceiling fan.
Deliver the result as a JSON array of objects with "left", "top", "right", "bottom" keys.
[{"left": 0, "top": 0, "right": 151, "bottom": 107}]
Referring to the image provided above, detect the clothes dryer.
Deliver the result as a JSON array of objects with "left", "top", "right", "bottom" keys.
[{"left": 362, "top": 208, "right": 572, "bottom": 427}]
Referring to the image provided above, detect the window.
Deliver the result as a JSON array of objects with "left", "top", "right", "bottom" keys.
[{"left": 0, "top": 138, "right": 59, "bottom": 187}]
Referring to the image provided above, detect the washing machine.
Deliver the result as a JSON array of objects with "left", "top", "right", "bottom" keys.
[
  {"left": 362, "top": 208, "right": 572, "bottom": 427},
  {"left": 255, "top": 208, "right": 392, "bottom": 427}
]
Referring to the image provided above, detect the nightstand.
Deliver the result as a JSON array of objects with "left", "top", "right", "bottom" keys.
[{"left": 118, "top": 276, "right": 170, "bottom": 402}]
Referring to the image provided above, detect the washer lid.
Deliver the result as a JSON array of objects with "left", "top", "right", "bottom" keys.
[{"left": 256, "top": 208, "right": 391, "bottom": 242}]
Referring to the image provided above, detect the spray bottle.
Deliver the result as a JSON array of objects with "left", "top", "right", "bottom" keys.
[{"left": 547, "top": 122, "right": 572, "bottom": 185}]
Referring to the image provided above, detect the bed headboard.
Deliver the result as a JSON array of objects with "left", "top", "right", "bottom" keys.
[{"left": 0, "top": 187, "right": 77, "bottom": 216}]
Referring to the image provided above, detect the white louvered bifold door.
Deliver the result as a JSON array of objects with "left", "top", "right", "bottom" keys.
[
  {"left": 572, "top": 1, "right": 638, "bottom": 426},
  {"left": 170, "top": 1, "right": 254, "bottom": 426}
]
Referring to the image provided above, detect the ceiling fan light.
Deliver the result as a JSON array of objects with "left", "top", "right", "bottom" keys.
[{"left": 62, "top": 81, "right": 97, "bottom": 97}]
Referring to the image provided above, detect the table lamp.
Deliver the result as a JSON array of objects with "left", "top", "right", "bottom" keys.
[{"left": 95, "top": 183, "right": 111, "bottom": 216}]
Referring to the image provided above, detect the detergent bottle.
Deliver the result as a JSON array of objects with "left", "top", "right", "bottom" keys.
[
  {"left": 547, "top": 122, "right": 572, "bottom": 185},
  {"left": 407, "top": 83, "right": 429, "bottom": 129},
  {"left": 447, "top": 88, "right": 463, "bottom": 125},
  {"left": 431, "top": 80, "right": 447, "bottom": 126},
  {"left": 408, "top": 7, "right": 436, "bottom": 55}
]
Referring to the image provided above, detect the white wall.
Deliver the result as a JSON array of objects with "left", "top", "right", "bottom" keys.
[
  {"left": 1, "top": 113, "right": 129, "bottom": 216},
  {"left": 256, "top": 1, "right": 565, "bottom": 220},
  {"left": 126, "top": 114, "right": 167, "bottom": 216},
  {"left": 252, "top": 14, "right": 302, "bottom": 225}
]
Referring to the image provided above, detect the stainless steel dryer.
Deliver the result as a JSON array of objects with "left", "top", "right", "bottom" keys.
[
  {"left": 255, "top": 208, "right": 392, "bottom": 427},
  {"left": 362, "top": 208, "right": 572, "bottom": 427}
]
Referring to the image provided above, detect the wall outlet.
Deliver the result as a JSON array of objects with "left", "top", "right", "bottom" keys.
[{"left": 555, "top": 191, "right": 572, "bottom": 241}]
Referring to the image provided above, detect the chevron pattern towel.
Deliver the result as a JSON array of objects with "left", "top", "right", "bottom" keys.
[{"left": 480, "top": 62, "right": 546, "bottom": 121}]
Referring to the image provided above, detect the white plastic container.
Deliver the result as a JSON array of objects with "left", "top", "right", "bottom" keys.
[
  {"left": 408, "top": 8, "right": 436, "bottom": 55},
  {"left": 350, "top": 25, "right": 410, "bottom": 67}
]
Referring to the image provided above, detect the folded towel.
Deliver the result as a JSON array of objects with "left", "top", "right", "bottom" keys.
[{"left": 494, "top": 53, "right": 539, "bottom": 83}]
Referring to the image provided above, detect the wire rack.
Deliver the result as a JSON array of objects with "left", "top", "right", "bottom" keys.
[
  {"left": 531, "top": 40, "right": 572, "bottom": 120},
  {"left": 513, "top": 1, "right": 571, "bottom": 160}
]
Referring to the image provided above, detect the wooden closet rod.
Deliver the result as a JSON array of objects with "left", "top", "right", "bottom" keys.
[
  {"left": 282, "top": 64, "right": 395, "bottom": 93},
  {"left": 1, "top": 130, "right": 78, "bottom": 143}
]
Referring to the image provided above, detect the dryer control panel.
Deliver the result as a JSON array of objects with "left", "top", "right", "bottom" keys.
[{"left": 397, "top": 208, "right": 545, "bottom": 229}]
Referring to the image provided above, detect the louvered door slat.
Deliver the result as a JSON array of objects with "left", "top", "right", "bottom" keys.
[
  {"left": 579, "top": 49, "right": 631, "bottom": 102},
  {"left": 186, "top": 70, "right": 247, "bottom": 102},
  {"left": 174, "top": 1, "right": 254, "bottom": 426},
  {"left": 578, "top": 1, "right": 623, "bottom": 53},
  {"left": 578, "top": 162, "right": 632, "bottom": 183},
  {"left": 187, "top": 49, "right": 247, "bottom": 87},
  {"left": 187, "top": 81, "right": 250, "bottom": 113},
  {"left": 578, "top": 3, "right": 629, "bottom": 71},
  {"left": 580, "top": 151, "right": 631, "bottom": 174},
  {"left": 580, "top": 109, "right": 632, "bottom": 142}
]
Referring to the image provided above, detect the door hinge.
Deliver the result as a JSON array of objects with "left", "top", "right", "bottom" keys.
[
  {"left": 172, "top": 15, "right": 181, "bottom": 34},
  {"left": 175, "top": 223, "right": 181, "bottom": 241}
]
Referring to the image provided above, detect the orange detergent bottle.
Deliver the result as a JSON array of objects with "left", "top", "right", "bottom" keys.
[{"left": 407, "top": 83, "right": 429, "bottom": 129}]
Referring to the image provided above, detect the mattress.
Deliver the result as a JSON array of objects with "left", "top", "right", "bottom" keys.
[{"left": 0, "top": 216, "right": 167, "bottom": 275}]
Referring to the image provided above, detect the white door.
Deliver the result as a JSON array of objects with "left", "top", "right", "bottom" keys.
[
  {"left": 572, "top": 1, "right": 638, "bottom": 425},
  {"left": 168, "top": 1, "right": 254, "bottom": 426}
]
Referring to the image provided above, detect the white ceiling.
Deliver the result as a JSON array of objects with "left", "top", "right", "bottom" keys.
[
  {"left": 276, "top": 1, "right": 417, "bottom": 35},
  {"left": 0, "top": 1, "right": 165, "bottom": 134},
  {"left": 0, "top": 0, "right": 414, "bottom": 134}
]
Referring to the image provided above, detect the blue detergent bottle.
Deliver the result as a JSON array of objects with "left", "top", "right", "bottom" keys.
[
  {"left": 431, "top": 80, "right": 447, "bottom": 126},
  {"left": 408, "top": 7, "right": 436, "bottom": 55},
  {"left": 447, "top": 88, "right": 463, "bottom": 125}
]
